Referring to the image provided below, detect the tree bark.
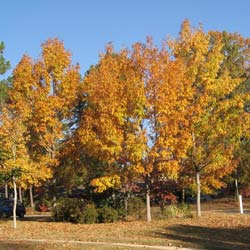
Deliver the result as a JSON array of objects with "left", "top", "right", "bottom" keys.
[
  {"left": 5, "top": 184, "right": 8, "bottom": 198},
  {"left": 182, "top": 187, "right": 185, "bottom": 203},
  {"left": 235, "top": 179, "right": 239, "bottom": 198},
  {"left": 145, "top": 175, "right": 151, "bottom": 222},
  {"left": 13, "top": 177, "right": 17, "bottom": 229},
  {"left": 196, "top": 171, "right": 201, "bottom": 217},
  {"left": 124, "top": 190, "right": 129, "bottom": 215},
  {"left": 18, "top": 186, "right": 22, "bottom": 203},
  {"left": 29, "top": 186, "right": 34, "bottom": 208},
  {"left": 52, "top": 178, "right": 57, "bottom": 206}
]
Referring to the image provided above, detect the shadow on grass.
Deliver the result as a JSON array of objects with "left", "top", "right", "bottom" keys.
[
  {"left": 155, "top": 224, "right": 250, "bottom": 250},
  {"left": 0, "top": 241, "right": 36, "bottom": 250},
  {"left": 1, "top": 215, "right": 54, "bottom": 222},
  {"left": 21, "top": 215, "right": 53, "bottom": 222}
]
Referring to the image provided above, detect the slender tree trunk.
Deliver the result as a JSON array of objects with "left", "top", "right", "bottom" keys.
[
  {"left": 5, "top": 184, "right": 8, "bottom": 198},
  {"left": 11, "top": 145, "right": 17, "bottom": 228},
  {"left": 196, "top": 171, "right": 201, "bottom": 217},
  {"left": 145, "top": 175, "right": 151, "bottom": 222},
  {"left": 146, "top": 189, "right": 151, "bottom": 222},
  {"left": 235, "top": 179, "right": 239, "bottom": 198},
  {"left": 29, "top": 186, "right": 34, "bottom": 208},
  {"left": 192, "top": 132, "right": 201, "bottom": 217},
  {"left": 124, "top": 197, "right": 128, "bottom": 214},
  {"left": 13, "top": 177, "right": 17, "bottom": 229},
  {"left": 52, "top": 178, "right": 57, "bottom": 206},
  {"left": 51, "top": 147, "right": 57, "bottom": 205},
  {"left": 18, "top": 186, "right": 22, "bottom": 203},
  {"left": 124, "top": 190, "right": 129, "bottom": 215},
  {"left": 47, "top": 146, "right": 57, "bottom": 206},
  {"left": 182, "top": 187, "right": 185, "bottom": 203}
]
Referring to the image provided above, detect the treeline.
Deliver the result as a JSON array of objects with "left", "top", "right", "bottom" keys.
[{"left": 1, "top": 20, "right": 250, "bottom": 221}]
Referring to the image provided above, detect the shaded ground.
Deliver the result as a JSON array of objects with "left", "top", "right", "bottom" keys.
[
  {"left": 0, "top": 240, "right": 193, "bottom": 250},
  {"left": 157, "top": 223, "right": 250, "bottom": 250}
]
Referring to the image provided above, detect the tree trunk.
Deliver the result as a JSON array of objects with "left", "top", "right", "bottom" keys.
[
  {"left": 182, "top": 187, "right": 185, "bottom": 203},
  {"left": 145, "top": 175, "right": 151, "bottom": 222},
  {"left": 196, "top": 171, "right": 201, "bottom": 217},
  {"left": 124, "top": 191, "right": 130, "bottom": 215},
  {"left": 52, "top": 178, "right": 57, "bottom": 206},
  {"left": 18, "top": 186, "right": 22, "bottom": 203},
  {"left": 235, "top": 179, "right": 239, "bottom": 198},
  {"left": 29, "top": 186, "right": 34, "bottom": 208},
  {"left": 13, "top": 177, "right": 17, "bottom": 229},
  {"left": 50, "top": 147, "right": 57, "bottom": 206},
  {"left": 5, "top": 184, "right": 8, "bottom": 198}
]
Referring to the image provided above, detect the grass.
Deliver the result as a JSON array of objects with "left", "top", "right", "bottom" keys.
[
  {"left": 199, "top": 196, "right": 250, "bottom": 211},
  {"left": 0, "top": 198, "right": 250, "bottom": 250},
  {"left": 0, "top": 241, "right": 156, "bottom": 250}
]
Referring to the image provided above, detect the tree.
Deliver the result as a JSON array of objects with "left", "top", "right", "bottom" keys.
[
  {"left": 0, "top": 108, "right": 29, "bottom": 228},
  {"left": 9, "top": 38, "right": 81, "bottom": 202},
  {"left": 0, "top": 41, "right": 11, "bottom": 108},
  {"left": 76, "top": 39, "right": 194, "bottom": 222},
  {"left": 70, "top": 45, "right": 147, "bottom": 213},
  {"left": 129, "top": 37, "right": 194, "bottom": 222},
  {"left": 210, "top": 31, "right": 250, "bottom": 193},
  {"left": 0, "top": 80, "right": 10, "bottom": 108},
  {"left": 169, "top": 20, "right": 246, "bottom": 217},
  {"left": 0, "top": 41, "right": 10, "bottom": 75}
]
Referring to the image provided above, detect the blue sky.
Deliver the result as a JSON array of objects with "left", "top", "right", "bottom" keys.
[{"left": 2, "top": 0, "right": 250, "bottom": 78}]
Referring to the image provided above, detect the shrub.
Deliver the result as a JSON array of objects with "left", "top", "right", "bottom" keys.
[
  {"left": 35, "top": 198, "right": 51, "bottom": 212},
  {"left": 127, "top": 196, "right": 145, "bottom": 220},
  {"left": 162, "top": 203, "right": 193, "bottom": 218},
  {"left": 179, "top": 203, "right": 193, "bottom": 218},
  {"left": 93, "top": 190, "right": 125, "bottom": 211},
  {"left": 117, "top": 208, "right": 127, "bottom": 220},
  {"left": 240, "top": 185, "right": 250, "bottom": 198},
  {"left": 52, "top": 198, "right": 85, "bottom": 223},
  {"left": 158, "top": 193, "right": 177, "bottom": 212},
  {"left": 98, "top": 207, "right": 118, "bottom": 223},
  {"left": 53, "top": 198, "right": 122, "bottom": 224},
  {"left": 82, "top": 203, "right": 98, "bottom": 224}
]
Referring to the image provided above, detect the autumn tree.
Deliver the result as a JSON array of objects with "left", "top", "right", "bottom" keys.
[
  {"left": 0, "top": 108, "right": 30, "bottom": 228},
  {"left": 69, "top": 45, "right": 147, "bottom": 211},
  {"left": 128, "top": 36, "right": 195, "bottom": 221},
  {"left": 74, "top": 39, "right": 194, "bottom": 222},
  {"left": 9, "top": 38, "right": 81, "bottom": 203},
  {"left": 170, "top": 20, "right": 247, "bottom": 217},
  {"left": 210, "top": 31, "right": 250, "bottom": 193}
]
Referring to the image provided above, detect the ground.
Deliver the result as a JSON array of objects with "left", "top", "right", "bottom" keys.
[{"left": 0, "top": 197, "right": 249, "bottom": 250}]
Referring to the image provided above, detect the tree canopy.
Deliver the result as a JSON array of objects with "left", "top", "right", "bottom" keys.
[{"left": 1, "top": 20, "right": 250, "bottom": 221}]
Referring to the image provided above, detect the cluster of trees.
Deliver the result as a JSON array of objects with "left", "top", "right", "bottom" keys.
[{"left": 1, "top": 20, "right": 250, "bottom": 223}]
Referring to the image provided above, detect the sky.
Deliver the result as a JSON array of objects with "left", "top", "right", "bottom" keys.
[{"left": 2, "top": 0, "right": 250, "bottom": 78}]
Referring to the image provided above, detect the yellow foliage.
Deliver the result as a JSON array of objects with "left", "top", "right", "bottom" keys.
[
  {"left": 90, "top": 175, "right": 121, "bottom": 193},
  {"left": 0, "top": 38, "right": 81, "bottom": 189}
]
